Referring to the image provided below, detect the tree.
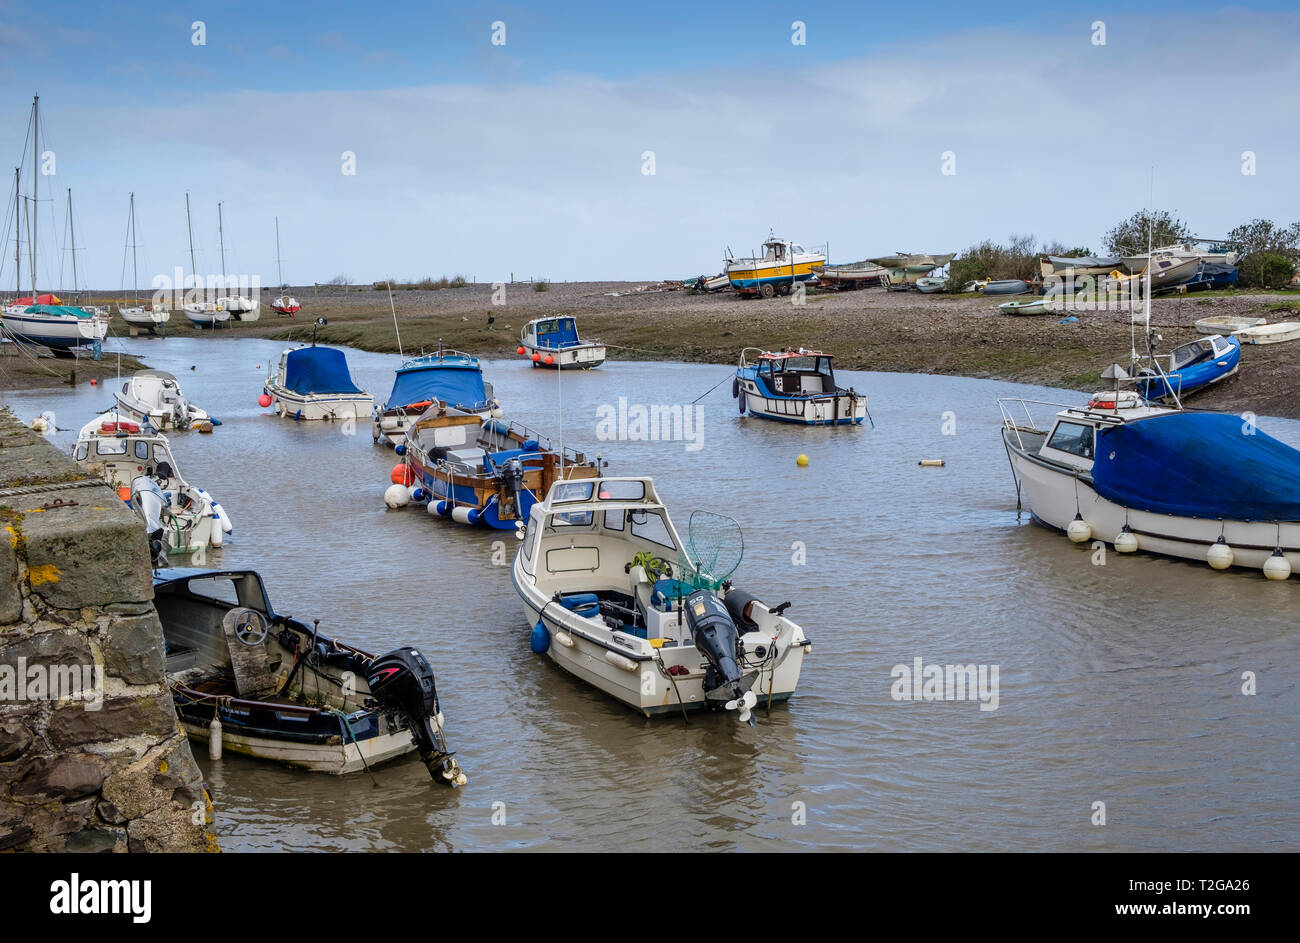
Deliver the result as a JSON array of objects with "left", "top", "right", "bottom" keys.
[
  {"left": 1103, "top": 210, "right": 1193, "bottom": 257},
  {"left": 1225, "top": 218, "right": 1300, "bottom": 288}
]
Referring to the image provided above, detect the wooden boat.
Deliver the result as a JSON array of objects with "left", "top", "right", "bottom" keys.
[
  {"left": 156, "top": 568, "right": 465, "bottom": 784},
  {"left": 726, "top": 235, "right": 826, "bottom": 297},
  {"left": 1194, "top": 315, "right": 1264, "bottom": 335},
  {"left": 1233, "top": 322, "right": 1300, "bottom": 345},
  {"left": 73, "top": 412, "right": 231, "bottom": 559},
  {"left": 518, "top": 316, "right": 605, "bottom": 369},
  {"left": 512, "top": 477, "right": 811, "bottom": 720},
  {"left": 734, "top": 348, "right": 867, "bottom": 425},
  {"left": 372, "top": 347, "right": 501, "bottom": 446},
  {"left": 263, "top": 345, "right": 373, "bottom": 421},
  {"left": 399, "top": 405, "right": 600, "bottom": 529}
]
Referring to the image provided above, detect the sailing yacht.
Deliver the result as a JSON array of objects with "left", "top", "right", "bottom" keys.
[
  {"left": 117, "top": 193, "right": 170, "bottom": 334},
  {"left": 271, "top": 216, "right": 299, "bottom": 315},
  {"left": 213, "top": 201, "right": 259, "bottom": 320}
]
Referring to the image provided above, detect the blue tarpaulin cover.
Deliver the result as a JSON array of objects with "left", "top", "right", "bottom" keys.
[
  {"left": 1092, "top": 413, "right": 1300, "bottom": 520},
  {"left": 284, "top": 347, "right": 362, "bottom": 395},
  {"left": 384, "top": 358, "right": 488, "bottom": 410}
]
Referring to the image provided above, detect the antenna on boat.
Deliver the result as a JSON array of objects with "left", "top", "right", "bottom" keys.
[{"left": 386, "top": 280, "right": 403, "bottom": 358}]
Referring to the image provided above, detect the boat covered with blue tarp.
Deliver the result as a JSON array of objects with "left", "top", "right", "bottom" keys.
[
  {"left": 1093, "top": 412, "right": 1300, "bottom": 521},
  {"left": 284, "top": 346, "right": 364, "bottom": 394},
  {"left": 263, "top": 346, "right": 373, "bottom": 421},
  {"left": 373, "top": 349, "right": 499, "bottom": 444}
]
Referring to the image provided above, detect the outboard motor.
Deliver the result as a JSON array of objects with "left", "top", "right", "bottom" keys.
[
  {"left": 365, "top": 648, "right": 465, "bottom": 786},
  {"left": 499, "top": 457, "right": 525, "bottom": 518},
  {"left": 130, "top": 475, "right": 169, "bottom": 566},
  {"left": 684, "top": 589, "right": 757, "bottom": 724}
]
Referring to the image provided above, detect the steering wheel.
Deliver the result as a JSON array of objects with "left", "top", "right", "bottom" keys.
[
  {"left": 641, "top": 556, "right": 673, "bottom": 582},
  {"left": 229, "top": 608, "right": 269, "bottom": 647}
]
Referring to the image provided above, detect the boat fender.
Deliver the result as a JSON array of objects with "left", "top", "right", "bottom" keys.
[
  {"left": 451, "top": 506, "right": 480, "bottom": 525},
  {"left": 1066, "top": 514, "right": 1092, "bottom": 544},
  {"left": 1264, "top": 548, "right": 1292, "bottom": 581},
  {"left": 1114, "top": 526, "right": 1139, "bottom": 553},
  {"left": 411, "top": 487, "right": 427, "bottom": 503},
  {"left": 604, "top": 650, "right": 639, "bottom": 672},
  {"left": 554, "top": 630, "right": 575, "bottom": 648},
  {"left": 435, "top": 500, "right": 452, "bottom": 516},
  {"left": 738, "top": 388, "right": 746, "bottom": 414},
  {"left": 384, "top": 484, "right": 410, "bottom": 509},
  {"left": 1207, "top": 537, "right": 1234, "bottom": 570},
  {"left": 210, "top": 524, "right": 222, "bottom": 548},
  {"left": 210, "top": 417, "right": 222, "bottom": 426},
  {"left": 212, "top": 501, "right": 233, "bottom": 534},
  {"left": 529, "top": 620, "right": 550, "bottom": 654},
  {"left": 395, "top": 443, "right": 406, "bottom": 456},
  {"left": 208, "top": 715, "right": 223, "bottom": 760},
  {"left": 732, "top": 377, "right": 740, "bottom": 399},
  {"left": 723, "top": 590, "right": 764, "bottom": 630}
]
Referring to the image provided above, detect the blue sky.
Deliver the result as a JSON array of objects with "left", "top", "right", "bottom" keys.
[{"left": 2, "top": 1, "right": 1298, "bottom": 289}]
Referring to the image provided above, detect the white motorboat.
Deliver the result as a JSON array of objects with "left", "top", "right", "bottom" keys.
[
  {"left": 518, "top": 316, "right": 605, "bottom": 369},
  {"left": 512, "top": 477, "right": 811, "bottom": 720},
  {"left": 1233, "top": 322, "right": 1300, "bottom": 345},
  {"left": 734, "top": 347, "right": 868, "bottom": 425},
  {"left": 263, "top": 345, "right": 373, "bottom": 421},
  {"left": 117, "top": 193, "right": 170, "bottom": 334},
  {"left": 72, "top": 413, "right": 232, "bottom": 559},
  {"left": 999, "top": 392, "right": 1300, "bottom": 578},
  {"left": 1122, "top": 241, "right": 1240, "bottom": 274},
  {"left": 114, "top": 369, "right": 213, "bottom": 431}
]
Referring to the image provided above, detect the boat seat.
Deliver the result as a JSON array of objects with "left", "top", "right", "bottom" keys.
[
  {"left": 559, "top": 593, "right": 600, "bottom": 620},
  {"left": 650, "top": 578, "right": 692, "bottom": 613},
  {"left": 628, "top": 565, "right": 654, "bottom": 620}
]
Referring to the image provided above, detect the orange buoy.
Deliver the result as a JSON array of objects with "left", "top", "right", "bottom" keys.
[
  {"left": 391, "top": 464, "right": 415, "bottom": 486},
  {"left": 517, "top": 346, "right": 526, "bottom": 355},
  {"left": 117, "top": 486, "right": 131, "bottom": 501},
  {"left": 544, "top": 355, "right": 554, "bottom": 365},
  {"left": 531, "top": 353, "right": 540, "bottom": 362}
]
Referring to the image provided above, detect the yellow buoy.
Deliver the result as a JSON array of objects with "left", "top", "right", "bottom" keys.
[{"left": 796, "top": 454, "right": 809, "bottom": 467}]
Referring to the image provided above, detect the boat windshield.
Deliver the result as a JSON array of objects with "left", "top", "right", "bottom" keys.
[{"left": 1046, "top": 421, "right": 1095, "bottom": 459}]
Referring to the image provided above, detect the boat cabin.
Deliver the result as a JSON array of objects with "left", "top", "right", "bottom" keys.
[
  {"left": 1168, "top": 335, "right": 1235, "bottom": 373},
  {"left": 748, "top": 350, "right": 838, "bottom": 396},
  {"left": 74, "top": 421, "right": 185, "bottom": 491},
  {"left": 1036, "top": 394, "right": 1170, "bottom": 472},
  {"left": 523, "top": 317, "right": 582, "bottom": 350}
]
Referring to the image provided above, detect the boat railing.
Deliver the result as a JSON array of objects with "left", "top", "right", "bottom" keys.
[
  {"left": 480, "top": 416, "right": 594, "bottom": 466},
  {"left": 738, "top": 346, "right": 765, "bottom": 369},
  {"left": 996, "top": 397, "right": 1124, "bottom": 451}
]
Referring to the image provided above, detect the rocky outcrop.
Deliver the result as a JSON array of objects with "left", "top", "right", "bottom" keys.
[{"left": 0, "top": 408, "right": 217, "bottom": 852}]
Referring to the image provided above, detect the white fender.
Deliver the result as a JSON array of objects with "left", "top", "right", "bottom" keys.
[
  {"left": 604, "top": 650, "right": 639, "bottom": 672},
  {"left": 553, "top": 630, "right": 575, "bottom": 648}
]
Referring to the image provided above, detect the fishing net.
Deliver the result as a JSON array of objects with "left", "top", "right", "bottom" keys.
[{"left": 677, "top": 511, "right": 744, "bottom": 590}]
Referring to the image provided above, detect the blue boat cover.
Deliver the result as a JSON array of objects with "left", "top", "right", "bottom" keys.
[
  {"left": 1092, "top": 413, "right": 1300, "bottom": 521},
  {"left": 17, "top": 304, "right": 97, "bottom": 319},
  {"left": 284, "top": 347, "right": 362, "bottom": 395},
  {"left": 385, "top": 359, "right": 488, "bottom": 410}
]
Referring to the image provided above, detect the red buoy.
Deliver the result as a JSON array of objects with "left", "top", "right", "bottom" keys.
[
  {"left": 258, "top": 393, "right": 273, "bottom": 408},
  {"left": 90, "top": 378, "right": 97, "bottom": 386},
  {"left": 531, "top": 353, "right": 540, "bottom": 362},
  {"left": 391, "top": 464, "right": 415, "bottom": 486},
  {"left": 544, "top": 355, "right": 554, "bottom": 365},
  {"left": 516, "top": 346, "right": 526, "bottom": 355}
]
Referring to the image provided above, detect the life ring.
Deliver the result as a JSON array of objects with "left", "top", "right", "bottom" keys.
[{"left": 403, "top": 400, "right": 434, "bottom": 412}]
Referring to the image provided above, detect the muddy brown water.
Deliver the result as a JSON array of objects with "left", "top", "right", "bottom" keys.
[{"left": 4, "top": 336, "right": 1297, "bottom": 851}]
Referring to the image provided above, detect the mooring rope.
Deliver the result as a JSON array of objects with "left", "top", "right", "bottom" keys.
[{"left": 0, "top": 478, "right": 102, "bottom": 498}]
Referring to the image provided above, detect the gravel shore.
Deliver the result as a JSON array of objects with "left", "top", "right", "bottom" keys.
[{"left": 12, "top": 281, "right": 1300, "bottom": 417}]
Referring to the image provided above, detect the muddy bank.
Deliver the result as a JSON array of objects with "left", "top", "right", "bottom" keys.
[
  {"left": 0, "top": 344, "right": 146, "bottom": 394},
  {"left": 30, "top": 282, "right": 1300, "bottom": 417}
]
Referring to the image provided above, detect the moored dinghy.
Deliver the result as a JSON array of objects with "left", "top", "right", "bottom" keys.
[
  {"left": 263, "top": 344, "right": 373, "bottom": 421},
  {"left": 998, "top": 297, "right": 1057, "bottom": 316},
  {"left": 155, "top": 568, "right": 465, "bottom": 784},
  {"left": 734, "top": 348, "right": 868, "bottom": 425},
  {"left": 512, "top": 477, "right": 811, "bottom": 720},
  {"left": 518, "top": 316, "right": 606, "bottom": 369},
  {"left": 1233, "top": 322, "right": 1300, "bottom": 346}
]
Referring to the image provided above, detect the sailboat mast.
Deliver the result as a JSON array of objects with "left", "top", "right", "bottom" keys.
[
  {"left": 30, "top": 94, "right": 38, "bottom": 299},
  {"left": 217, "top": 201, "right": 226, "bottom": 276},
  {"left": 129, "top": 192, "right": 138, "bottom": 304},
  {"left": 12, "top": 167, "right": 18, "bottom": 296},
  {"left": 67, "top": 189, "right": 77, "bottom": 298},
  {"left": 275, "top": 216, "right": 283, "bottom": 288},
  {"left": 186, "top": 192, "right": 197, "bottom": 296}
]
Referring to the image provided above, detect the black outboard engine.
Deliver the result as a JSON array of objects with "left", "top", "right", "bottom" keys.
[
  {"left": 684, "top": 589, "right": 756, "bottom": 724},
  {"left": 499, "top": 457, "right": 525, "bottom": 518},
  {"left": 366, "top": 648, "right": 465, "bottom": 786}
]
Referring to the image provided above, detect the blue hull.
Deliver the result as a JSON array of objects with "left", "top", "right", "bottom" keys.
[{"left": 1137, "top": 337, "right": 1242, "bottom": 400}]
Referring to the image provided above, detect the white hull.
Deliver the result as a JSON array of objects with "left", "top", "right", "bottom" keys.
[
  {"left": 266, "top": 386, "right": 374, "bottom": 421},
  {"left": 1234, "top": 322, "right": 1300, "bottom": 345},
  {"left": 2, "top": 309, "right": 107, "bottom": 349},
  {"left": 740, "top": 384, "right": 866, "bottom": 425},
  {"left": 182, "top": 720, "right": 416, "bottom": 773},
  {"left": 1007, "top": 435, "right": 1300, "bottom": 574},
  {"left": 184, "top": 305, "right": 231, "bottom": 327},
  {"left": 524, "top": 342, "right": 606, "bottom": 369},
  {"left": 113, "top": 395, "right": 210, "bottom": 431},
  {"left": 1195, "top": 315, "right": 1264, "bottom": 335},
  {"left": 220, "top": 297, "right": 260, "bottom": 321},
  {"left": 120, "top": 306, "right": 171, "bottom": 330}
]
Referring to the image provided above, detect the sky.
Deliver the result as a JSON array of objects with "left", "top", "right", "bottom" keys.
[{"left": 1, "top": 0, "right": 1298, "bottom": 290}]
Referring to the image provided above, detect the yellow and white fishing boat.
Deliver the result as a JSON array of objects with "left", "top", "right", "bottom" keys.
[{"left": 726, "top": 235, "right": 826, "bottom": 298}]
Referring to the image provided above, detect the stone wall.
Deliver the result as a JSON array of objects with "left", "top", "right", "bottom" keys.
[{"left": 0, "top": 408, "right": 217, "bottom": 852}]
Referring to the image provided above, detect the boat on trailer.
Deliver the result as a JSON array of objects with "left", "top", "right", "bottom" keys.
[
  {"left": 263, "top": 345, "right": 373, "bottom": 421},
  {"left": 734, "top": 348, "right": 868, "bottom": 425},
  {"left": 372, "top": 347, "right": 501, "bottom": 446},
  {"left": 72, "top": 412, "right": 232, "bottom": 561},
  {"left": 511, "top": 477, "right": 811, "bottom": 721},
  {"left": 999, "top": 391, "right": 1300, "bottom": 579},
  {"left": 396, "top": 404, "right": 600, "bottom": 530},
  {"left": 114, "top": 369, "right": 214, "bottom": 431},
  {"left": 518, "top": 316, "right": 605, "bottom": 369},
  {"left": 726, "top": 235, "right": 826, "bottom": 298},
  {"left": 155, "top": 568, "right": 465, "bottom": 784}
]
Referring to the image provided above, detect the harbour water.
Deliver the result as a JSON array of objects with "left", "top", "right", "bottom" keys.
[{"left": 4, "top": 336, "right": 1297, "bottom": 852}]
